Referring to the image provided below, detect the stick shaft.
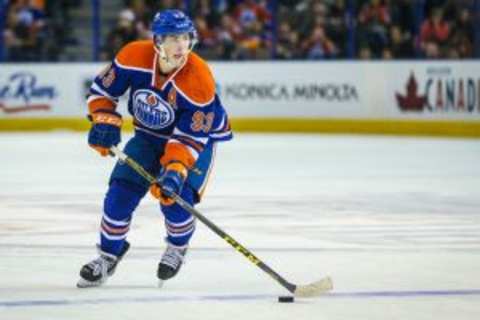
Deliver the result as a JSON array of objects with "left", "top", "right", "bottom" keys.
[
  {"left": 109, "top": 146, "right": 296, "bottom": 293},
  {"left": 172, "top": 194, "right": 296, "bottom": 293}
]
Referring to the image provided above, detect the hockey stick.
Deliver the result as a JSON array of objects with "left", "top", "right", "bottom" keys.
[{"left": 109, "top": 145, "right": 333, "bottom": 297}]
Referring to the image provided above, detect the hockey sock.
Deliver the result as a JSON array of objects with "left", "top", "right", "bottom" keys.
[
  {"left": 161, "top": 186, "right": 195, "bottom": 246},
  {"left": 100, "top": 180, "right": 144, "bottom": 255}
]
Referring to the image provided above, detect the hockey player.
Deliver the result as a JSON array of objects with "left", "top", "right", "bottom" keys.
[{"left": 77, "top": 9, "right": 232, "bottom": 288}]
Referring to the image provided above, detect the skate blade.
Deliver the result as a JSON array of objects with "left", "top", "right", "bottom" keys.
[
  {"left": 158, "top": 280, "right": 165, "bottom": 288},
  {"left": 76, "top": 278, "right": 104, "bottom": 288}
]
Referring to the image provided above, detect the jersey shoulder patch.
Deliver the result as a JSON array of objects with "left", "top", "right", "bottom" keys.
[
  {"left": 173, "top": 53, "right": 215, "bottom": 106},
  {"left": 115, "top": 40, "right": 155, "bottom": 72}
]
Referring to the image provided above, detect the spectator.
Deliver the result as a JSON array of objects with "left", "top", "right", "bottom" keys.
[
  {"left": 423, "top": 41, "right": 441, "bottom": 58},
  {"left": 275, "top": 21, "right": 300, "bottom": 59},
  {"left": 234, "top": 0, "right": 271, "bottom": 28},
  {"left": 382, "top": 47, "right": 393, "bottom": 59},
  {"left": 233, "top": 0, "right": 271, "bottom": 59},
  {"left": 390, "top": 0, "right": 414, "bottom": 35},
  {"left": 328, "top": 0, "right": 348, "bottom": 56},
  {"left": 127, "top": 0, "right": 148, "bottom": 20},
  {"left": 215, "top": 14, "right": 243, "bottom": 59},
  {"left": 389, "top": 25, "right": 414, "bottom": 58},
  {"left": 358, "top": 0, "right": 391, "bottom": 26},
  {"left": 448, "top": 7, "right": 474, "bottom": 58},
  {"left": 4, "top": 0, "right": 46, "bottom": 61},
  {"left": 102, "top": 9, "right": 139, "bottom": 61},
  {"left": 302, "top": 24, "right": 338, "bottom": 59},
  {"left": 358, "top": 45, "right": 373, "bottom": 59},
  {"left": 419, "top": 7, "right": 450, "bottom": 55},
  {"left": 357, "top": 0, "right": 391, "bottom": 57},
  {"left": 449, "top": 32, "right": 473, "bottom": 58},
  {"left": 194, "top": 15, "right": 218, "bottom": 58},
  {"left": 43, "top": 0, "right": 79, "bottom": 60},
  {"left": 295, "top": 1, "right": 329, "bottom": 42}
]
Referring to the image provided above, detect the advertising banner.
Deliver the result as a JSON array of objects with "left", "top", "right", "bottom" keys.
[
  {"left": 1, "top": 61, "right": 479, "bottom": 123},
  {"left": 385, "top": 62, "right": 480, "bottom": 120},
  {"left": 0, "top": 64, "right": 93, "bottom": 118},
  {"left": 212, "top": 62, "right": 367, "bottom": 118}
]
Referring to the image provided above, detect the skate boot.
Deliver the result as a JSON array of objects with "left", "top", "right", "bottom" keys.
[
  {"left": 77, "top": 241, "right": 130, "bottom": 288},
  {"left": 157, "top": 241, "right": 188, "bottom": 286}
]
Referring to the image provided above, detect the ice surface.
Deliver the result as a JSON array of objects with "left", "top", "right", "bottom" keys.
[{"left": 1, "top": 132, "right": 479, "bottom": 320}]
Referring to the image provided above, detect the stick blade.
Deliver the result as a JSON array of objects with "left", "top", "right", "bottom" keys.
[{"left": 294, "top": 276, "right": 333, "bottom": 297}]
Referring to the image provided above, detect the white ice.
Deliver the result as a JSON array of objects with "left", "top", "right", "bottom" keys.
[{"left": 1, "top": 132, "right": 479, "bottom": 320}]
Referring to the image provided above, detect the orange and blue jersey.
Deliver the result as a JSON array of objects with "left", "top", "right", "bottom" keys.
[{"left": 87, "top": 40, "right": 232, "bottom": 169}]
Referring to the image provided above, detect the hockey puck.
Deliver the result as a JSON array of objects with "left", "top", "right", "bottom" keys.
[{"left": 278, "top": 296, "right": 294, "bottom": 303}]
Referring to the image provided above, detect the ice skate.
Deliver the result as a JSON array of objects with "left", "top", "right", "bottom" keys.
[
  {"left": 77, "top": 241, "right": 130, "bottom": 288},
  {"left": 157, "top": 241, "right": 188, "bottom": 287}
]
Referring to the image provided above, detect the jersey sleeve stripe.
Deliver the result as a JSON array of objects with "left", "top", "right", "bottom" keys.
[
  {"left": 114, "top": 58, "right": 153, "bottom": 73},
  {"left": 212, "top": 114, "right": 226, "bottom": 132},
  {"left": 171, "top": 80, "right": 215, "bottom": 107},
  {"left": 169, "top": 139, "right": 200, "bottom": 160},
  {"left": 210, "top": 131, "right": 233, "bottom": 139},
  {"left": 91, "top": 82, "right": 120, "bottom": 100},
  {"left": 171, "top": 134, "right": 205, "bottom": 154},
  {"left": 172, "top": 127, "right": 209, "bottom": 144},
  {"left": 87, "top": 94, "right": 112, "bottom": 105},
  {"left": 88, "top": 97, "right": 117, "bottom": 113}
]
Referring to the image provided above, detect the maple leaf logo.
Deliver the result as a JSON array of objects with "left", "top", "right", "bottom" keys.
[{"left": 396, "top": 72, "right": 426, "bottom": 112}]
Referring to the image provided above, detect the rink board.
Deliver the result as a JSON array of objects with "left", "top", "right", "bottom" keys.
[{"left": 0, "top": 61, "right": 479, "bottom": 137}]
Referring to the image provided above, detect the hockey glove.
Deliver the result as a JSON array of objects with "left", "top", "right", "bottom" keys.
[
  {"left": 150, "top": 162, "right": 188, "bottom": 206},
  {"left": 88, "top": 110, "right": 122, "bottom": 157}
]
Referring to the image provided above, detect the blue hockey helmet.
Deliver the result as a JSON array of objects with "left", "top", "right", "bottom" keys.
[{"left": 152, "top": 10, "right": 197, "bottom": 43}]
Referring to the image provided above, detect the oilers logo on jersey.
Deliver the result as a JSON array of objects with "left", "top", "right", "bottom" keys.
[{"left": 132, "top": 89, "right": 175, "bottom": 130}]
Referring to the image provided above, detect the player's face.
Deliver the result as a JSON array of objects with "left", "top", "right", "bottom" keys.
[{"left": 162, "top": 33, "right": 191, "bottom": 66}]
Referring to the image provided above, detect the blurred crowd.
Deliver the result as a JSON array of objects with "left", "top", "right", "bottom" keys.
[
  {"left": 103, "top": 0, "right": 480, "bottom": 60},
  {"left": 2, "top": 0, "right": 80, "bottom": 61},
  {"left": 1, "top": 0, "right": 479, "bottom": 62},
  {"left": 101, "top": 0, "right": 274, "bottom": 60},
  {"left": 353, "top": 0, "right": 477, "bottom": 59}
]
